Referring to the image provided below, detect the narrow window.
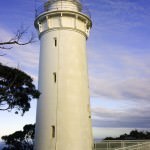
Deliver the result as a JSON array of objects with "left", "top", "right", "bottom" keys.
[
  {"left": 53, "top": 72, "right": 56, "bottom": 83},
  {"left": 51, "top": 125, "right": 55, "bottom": 138},
  {"left": 54, "top": 37, "right": 57, "bottom": 47}
]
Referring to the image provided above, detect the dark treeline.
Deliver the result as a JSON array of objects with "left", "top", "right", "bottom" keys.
[
  {"left": 2, "top": 124, "right": 35, "bottom": 150},
  {"left": 104, "top": 130, "right": 150, "bottom": 140}
]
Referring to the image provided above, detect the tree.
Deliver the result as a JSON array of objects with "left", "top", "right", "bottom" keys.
[
  {"left": 2, "top": 124, "right": 35, "bottom": 150},
  {"left": 0, "top": 27, "right": 40, "bottom": 115},
  {"left": 0, "top": 63, "right": 40, "bottom": 115},
  {"left": 103, "top": 129, "right": 150, "bottom": 140}
]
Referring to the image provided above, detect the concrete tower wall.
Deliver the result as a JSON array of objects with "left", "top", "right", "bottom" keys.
[{"left": 34, "top": 1, "right": 93, "bottom": 150}]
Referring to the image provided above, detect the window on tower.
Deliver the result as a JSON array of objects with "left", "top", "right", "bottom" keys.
[
  {"left": 53, "top": 72, "right": 56, "bottom": 83},
  {"left": 54, "top": 37, "right": 57, "bottom": 47},
  {"left": 51, "top": 125, "right": 55, "bottom": 138}
]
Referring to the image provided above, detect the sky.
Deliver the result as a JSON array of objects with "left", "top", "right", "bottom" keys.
[{"left": 0, "top": 0, "right": 150, "bottom": 142}]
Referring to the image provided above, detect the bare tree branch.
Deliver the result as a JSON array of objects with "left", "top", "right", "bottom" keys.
[
  {"left": 0, "top": 46, "right": 12, "bottom": 50},
  {"left": 0, "top": 107, "right": 10, "bottom": 111},
  {"left": 0, "top": 26, "right": 36, "bottom": 50},
  {"left": 0, "top": 53, "right": 6, "bottom": 56}
]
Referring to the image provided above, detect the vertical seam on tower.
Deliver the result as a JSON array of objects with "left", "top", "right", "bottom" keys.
[
  {"left": 85, "top": 36, "right": 93, "bottom": 149},
  {"left": 54, "top": 14, "right": 61, "bottom": 149},
  {"left": 55, "top": 27, "right": 60, "bottom": 150}
]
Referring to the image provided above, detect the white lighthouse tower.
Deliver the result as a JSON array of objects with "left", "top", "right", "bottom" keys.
[{"left": 34, "top": 0, "right": 93, "bottom": 149}]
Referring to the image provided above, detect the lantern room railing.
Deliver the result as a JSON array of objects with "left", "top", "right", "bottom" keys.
[{"left": 35, "top": 0, "right": 91, "bottom": 18}]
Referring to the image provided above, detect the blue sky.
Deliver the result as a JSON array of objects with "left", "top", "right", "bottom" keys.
[{"left": 0, "top": 0, "right": 150, "bottom": 141}]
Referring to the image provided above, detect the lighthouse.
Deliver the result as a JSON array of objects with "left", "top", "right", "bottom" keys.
[{"left": 34, "top": 0, "right": 93, "bottom": 149}]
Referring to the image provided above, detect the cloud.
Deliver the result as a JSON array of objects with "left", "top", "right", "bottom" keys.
[
  {"left": 86, "top": 0, "right": 150, "bottom": 130},
  {"left": 90, "top": 0, "right": 149, "bottom": 25},
  {"left": 93, "top": 127, "right": 136, "bottom": 140},
  {"left": 87, "top": 0, "right": 150, "bottom": 49},
  {"left": 90, "top": 77, "right": 150, "bottom": 101},
  {"left": 88, "top": 42, "right": 150, "bottom": 128},
  {"left": 86, "top": 0, "right": 150, "bottom": 103},
  {"left": 92, "top": 105, "right": 150, "bottom": 128},
  {"left": 88, "top": 46, "right": 150, "bottom": 101}
]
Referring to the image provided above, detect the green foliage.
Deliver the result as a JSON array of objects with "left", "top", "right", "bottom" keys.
[
  {"left": 2, "top": 124, "right": 35, "bottom": 150},
  {"left": 0, "top": 63, "right": 40, "bottom": 115},
  {"left": 104, "top": 129, "right": 150, "bottom": 140}
]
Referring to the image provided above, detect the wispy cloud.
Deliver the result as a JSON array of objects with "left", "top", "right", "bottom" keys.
[
  {"left": 89, "top": 44, "right": 150, "bottom": 130},
  {"left": 92, "top": 105, "right": 150, "bottom": 128},
  {"left": 88, "top": 46, "right": 150, "bottom": 101},
  {"left": 88, "top": 0, "right": 150, "bottom": 48}
]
